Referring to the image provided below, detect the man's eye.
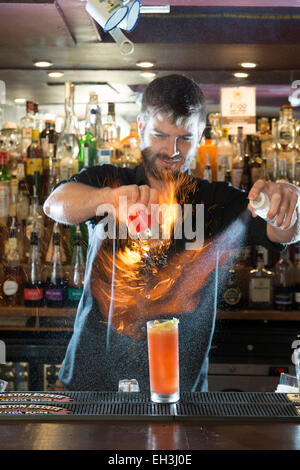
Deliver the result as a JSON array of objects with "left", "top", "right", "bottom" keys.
[
  {"left": 153, "top": 133, "right": 166, "bottom": 138},
  {"left": 181, "top": 136, "right": 193, "bottom": 142}
]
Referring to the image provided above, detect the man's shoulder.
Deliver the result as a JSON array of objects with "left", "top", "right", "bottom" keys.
[{"left": 192, "top": 177, "right": 247, "bottom": 205}]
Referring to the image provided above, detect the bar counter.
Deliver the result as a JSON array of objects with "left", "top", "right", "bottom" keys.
[{"left": 0, "top": 391, "right": 300, "bottom": 450}]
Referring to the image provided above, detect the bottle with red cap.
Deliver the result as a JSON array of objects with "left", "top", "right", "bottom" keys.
[{"left": 0, "top": 150, "right": 11, "bottom": 227}]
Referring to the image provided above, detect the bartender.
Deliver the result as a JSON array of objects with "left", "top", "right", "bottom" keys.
[{"left": 44, "top": 74, "right": 300, "bottom": 392}]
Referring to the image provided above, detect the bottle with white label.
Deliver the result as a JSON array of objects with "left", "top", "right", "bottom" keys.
[
  {"left": 249, "top": 191, "right": 297, "bottom": 230},
  {"left": 274, "top": 248, "right": 294, "bottom": 311},
  {"left": 294, "top": 242, "right": 300, "bottom": 310},
  {"left": 249, "top": 250, "right": 274, "bottom": 308},
  {"left": 2, "top": 218, "right": 23, "bottom": 306}
]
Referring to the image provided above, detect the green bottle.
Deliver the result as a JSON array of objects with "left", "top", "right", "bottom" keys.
[
  {"left": 78, "top": 92, "right": 101, "bottom": 170},
  {"left": 0, "top": 151, "right": 11, "bottom": 226}
]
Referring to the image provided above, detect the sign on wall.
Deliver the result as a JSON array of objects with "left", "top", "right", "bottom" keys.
[{"left": 221, "top": 86, "right": 256, "bottom": 135}]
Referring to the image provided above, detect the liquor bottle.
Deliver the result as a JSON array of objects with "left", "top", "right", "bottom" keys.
[
  {"left": 286, "top": 120, "right": 299, "bottom": 183},
  {"left": 294, "top": 242, "right": 300, "bottom": 310},
  {"left": 23, "top": 222, "right": 44, "bottom": 307},
  {"left": 8, "top": 176, "right": 24, "bottom": 263},
  {"left": 2, "top": 218, "right": 23, "bottom": 306},
  {"left": 219, "top": 266, "right": 243, "bottom": 310},
  {"left": 78, "top": 92, "right": 99, "bottom": 170},
  {"left": 26, "top": 128, "right": 43, "bottom": 197},
  {"left": 224, "top": 168, "right": 232, "bottom": 185},
  {"left": 202, "top": 153, "right": 212, "bottom": 182},
  {"left": 25, "top": 186, "right": 44, "bottom": 248},
  {"left": 67, "top": 225, "right": 85, "bottom": 307},
  {"left": 44, "top": 223, "right": 67, "bottom": 308},
  {"left": 33, "top": 102, "right": 44, "bottom": 133},
  {"left": 42, "top": 128, "right": 58, "bottom": 198},
  {"left": 266, "top": 119, "right": 281, "bottom": 182},
  {"left": 119, "top": 122, "right": 141, "bottom": 166},
  {"left": 231, "top": 126, "right": 244, "bottom": 188},
  {"left": 276, "top": 158, "right": 289, "bottom": 183},
  {"left": 196, "top": 125, "right": 217, "bottom": 180},
  {"left": 257, "top": 117, "right": 272, "bottom": 156},
  {"left": 274, "top": 249, "right": 294, "bottom": 311},
  {"left": 40, "top": 120, "right": 56, "bottom": 157},
  {"left": 250, "top": 137, "right": 263, "bottom": 183},
  {"left": 100, "top": 102, "right": 119, "bottom": 165},
  {"left": 208, "top": 112, "right": 222, "bottom": 145},
  {"left": 278, "top": 104, "right": 293, "bottom": 150},
  {"left": 8, "top": 138, "right": 23, "bottom": 182},
  {"left": 60, "top": 142, "right": 79, "bottom": 181},
  {"left": 16, "top": 180, "right": 30, "bottom": 230},
  {"left": 20, "top": 100, "right": 35, "bottom": 158},
  {"left": 0, "top": 150, "right": 10, "bottom": 227},
  {"left": 249, "top": 250, "right": 274, "bottom": 309},
  {"left": 216, "top": 128, "right": 233, "bottom": 182},
  {"left": 56, "top": 81, "right": 79, "bottom": 164},
  {"left": 239, "top": 136, "right": 252, "bottom": 192}
]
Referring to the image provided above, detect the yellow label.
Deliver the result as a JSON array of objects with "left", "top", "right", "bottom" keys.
[{"left": 26, "top": 158, "right": 43, "bottom": 175}]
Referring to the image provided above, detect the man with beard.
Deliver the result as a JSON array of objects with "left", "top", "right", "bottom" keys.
[{"left": 44, "top": 74, "right": 300, "bottom": 392}]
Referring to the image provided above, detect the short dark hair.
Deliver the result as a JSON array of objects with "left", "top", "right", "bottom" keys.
[{"left": 140, "top": 74, "right": 206, "bottom": 126}]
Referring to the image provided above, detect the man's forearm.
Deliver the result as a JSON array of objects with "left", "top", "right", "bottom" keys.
[{"left": 43, "top": 182, "right": 113, "bottom": 225}]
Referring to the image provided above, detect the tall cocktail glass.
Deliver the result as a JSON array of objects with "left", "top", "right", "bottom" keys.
[{"left": 147, "top": 318, "right": 179, "bottom": 403}]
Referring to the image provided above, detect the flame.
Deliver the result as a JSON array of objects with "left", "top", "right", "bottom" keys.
[{"left": 90, "top": 171, "right": 244, "bottom": 339}]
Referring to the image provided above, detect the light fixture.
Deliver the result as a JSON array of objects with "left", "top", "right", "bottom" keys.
[
  {"left": 241, "top": 62, "right": 257, "bottom": 68},
  {"left": 136, "top": 61, "right": 155, "bottom": 68},
  {"left": 48, "top": 71, "right": 64, "bottom": 78},
  {"left": 14, "top": 98, "right": 26, "bottom": 104},
  {"left": 140, "top": 5, "right": 170, "bottom": 13},
  {"left": 34, "top": 61, "right": 53, "bottom": 68},
  {"left": 141, "top": 72, "right": 156, "bottom": 78},
  {"left": 233, "top": 72, "right": 249, "bottom": 78}
]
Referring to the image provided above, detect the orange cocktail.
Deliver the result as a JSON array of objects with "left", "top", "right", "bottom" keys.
[{"left": 147, "top": 318, "right": 179, "bottom": 403}]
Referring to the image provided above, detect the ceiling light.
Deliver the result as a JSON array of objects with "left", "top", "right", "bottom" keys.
[
  {"left": 241, "top": 62, "right": 257, "bottom": 68},
  {"left": 34, "top": 61, "right": 53, "bottom": 68},
  {"left": 141, "top": 72, "right": 156, "bottom": 78},
  {"left": 14, "top": 98, "right": 26, "bottom": 104},
  {"left": 234, "top": 72, "right": 249, "bottom": 78},
  {"left": 136, "top": 61, "right": 155, "bottom": 68},
  {"left": 140, "top": 6, "right": 170, "bottom": 14},
  {"left": 48, "top": 72, "right": 64, "bottom": 78}
]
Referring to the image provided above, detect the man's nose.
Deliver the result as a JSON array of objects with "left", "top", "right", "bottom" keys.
[{"left": 165, "top": 137, "right": 180, "bottom": 158}]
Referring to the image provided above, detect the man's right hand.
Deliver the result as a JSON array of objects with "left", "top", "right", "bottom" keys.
[{"left": 109, "top": 184, "right": 160, "bottom": 230}]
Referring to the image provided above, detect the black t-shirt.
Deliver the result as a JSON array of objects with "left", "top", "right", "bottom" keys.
[{"left": 55, "top": 164, "right": 285, "bottom": 392}]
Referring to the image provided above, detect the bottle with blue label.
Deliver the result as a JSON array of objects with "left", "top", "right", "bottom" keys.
[
  {"left": 67, "top": 225, "right": 85, "bottom": 307},
  {"left": 44, "top": 223, "right": 67, "bottom": 308}
]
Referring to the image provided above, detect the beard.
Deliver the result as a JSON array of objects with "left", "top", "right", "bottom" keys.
[{"left": 141, "top": 147, "right": 191, "bottom": 182}]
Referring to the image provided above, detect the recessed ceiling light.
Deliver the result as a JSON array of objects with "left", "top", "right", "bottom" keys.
[
  {"left": 136, "top": 61, "right": 155, "bottom": 69},
  {"left": 48, "top": 71, "right": 64, "bottom": 78},
  {"left": 141, "top": 72, "right": 156, "bottom": 78},
  {"left": 14, "top": 98, "right": 26, "bottom": 104},
  {"left": 241, "top": 62, "right": 257, "bottom": 68},
  {"left": 34, "top": 61, "right": 53, "bottom": 68},
  {"left": 234, "top": 72, "right": 249, "bottom": 78}
]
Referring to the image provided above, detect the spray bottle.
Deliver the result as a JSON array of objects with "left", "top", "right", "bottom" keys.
[{"left": 249, "top": 192, "right": 297, "bottom": 230}]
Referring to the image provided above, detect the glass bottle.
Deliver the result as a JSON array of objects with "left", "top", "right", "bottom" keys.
[
  {"left": 60, "top": 142, "right": 79, "bottom": 181},
  {"left": 274, "top": 249, "right": 294, "bottom": 311},
  {"left": 294, "top": 242, "right": 300, "bottom": 311},
  {"left": 2, "top": 218, "right": 23, "bottom": 306},
  {"left": 8, "top": 176, "right": 24, "bottom": 263},
  {"left": 250, "top": 137, "right": 263, "bottom": 183},
  {"left": 278, "top": 104, "right": 293, "bottom": 150},
  {"left": 276, "top": 158, "right": 289, "bottom": 183},
  {"left": 78, "top": 92, "right": 100, "bottom": 170},
  {"left": 119, "top": 122, "right": 141, "bottom": 167},
  {"left": 44, "top": 223, "right": 67, "bottom": 308},
  {"left": 196, "top": 125, "right": 217, "bottom": 180},
  {"left": 257, "top": 117, "right": 272, "bottom": 156},
  {"left": 67, "top": 225, "right": 85, "bottom": 307},
  {"left": 239, "top": 135, "right": 252, "bottom": 192},
  {"left": 231, "top": 126, "right": 244, "bottom": 188},
  {"left": 56, "top": 81, "right": 80, "bottom": 163},
  {"left": 20, "top": 100, "right": 35, "bottom": 158},
  {"left": 235, "top": 246, "right": 253, "bottom": 307},
  {"left": 42, "top": 128, "right": 58, "bottom": 198},
  {"left": 266, "top": 119, "right": 280, "bottom": 182},
  {"left": 249, "top": 250, "right": 274, "bottom": 309},
  {"left": 26, "top": 128, "right": 43, "bottom": 198},
  {"left": 219, "top": 266, "right": 243, "bottom": 311},
  {"left": 208, "top": 112, "right": 222, "bottom": 145},
  {"left": 286, "top": 120, "right": 299, "bottom": 183},
  {"left": 203, "top": 153, "right": 212, "bottom": 182},
  {"left": 23, "top": 222, "right": 44, "bottom": 307},
  {"left": 0, "top": 150, "right": 10, "bottom": 227},
  {"left": 24, "top": 186, "right": 44, "bottom": 262},
  {"left": 33, "top": 102, "right": 44, "bottom": 133},
  {"left": 100, "top": 102, "right": 119, "bottom": 165},
  {"left": 224, "top": 167, "right": 232, "bottom": 185},
  {"left": 216, "top": 127, "right": 233, "bottom": 182}
]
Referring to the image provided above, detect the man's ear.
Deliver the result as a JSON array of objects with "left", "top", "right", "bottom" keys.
[{"left": 137, "top": 115, "right": 143, "bottom": 137}]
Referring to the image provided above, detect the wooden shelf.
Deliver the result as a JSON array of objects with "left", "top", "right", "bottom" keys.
[{"left": 217, "top": 309, "right": 300, "bottom": 321}]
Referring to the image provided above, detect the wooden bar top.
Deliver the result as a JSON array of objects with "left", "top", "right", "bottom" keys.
[{"left": 0, "top": 420, "right": 299, "bottom": 450}]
